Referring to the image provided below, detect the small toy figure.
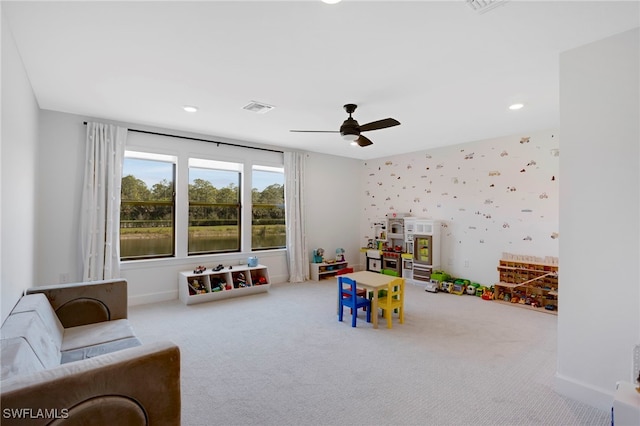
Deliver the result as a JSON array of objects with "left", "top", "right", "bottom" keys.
[
  {"left": 234, "top": 272, "right": 248, "bottom": 288},
  {"left": 193, "top": 265, "right": 206, "bottom": 274},
  {"left": 481, "top": 288, "right": 494, "bottom": 300}
]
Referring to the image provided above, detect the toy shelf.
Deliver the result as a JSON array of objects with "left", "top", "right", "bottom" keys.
[
  {"left": 494, "top": 255, "right": 559, "bottom": 315},
  {"left": 310, "top": 261, "right": 348, "bottom": 281},
  {"left": 179, "top": 264, "right": 270, "bottom": 305}
]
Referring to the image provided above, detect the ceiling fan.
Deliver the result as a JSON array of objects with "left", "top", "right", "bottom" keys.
[{"left": 290, "top": 104, "right": 400, "bottom": 147}]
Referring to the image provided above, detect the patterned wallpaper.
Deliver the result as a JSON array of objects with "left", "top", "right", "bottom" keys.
[{"left": 361, "top": 129, "right": 559, "bottom": 285}]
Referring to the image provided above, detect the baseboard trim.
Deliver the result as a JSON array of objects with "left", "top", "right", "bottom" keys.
[
  {"left": 128, "top": 290, "right": 178, "bottom": 306},
  {"left": 555, "top": 373, "right": 615, "bottom": 412}
]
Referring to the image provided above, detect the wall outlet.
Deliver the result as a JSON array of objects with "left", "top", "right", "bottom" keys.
[
  {"left": 464, "top": 259, "right": 470, "bottom": 268},
  {"left": 59, "top": 273, "right": 69, "bottom": 284}
]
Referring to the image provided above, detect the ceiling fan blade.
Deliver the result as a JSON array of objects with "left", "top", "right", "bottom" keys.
[
  {"left": 356, "top": 135, "right": 373, "bottom": 147},
  {"left": 289, "top": 130, "right": 339, "bottom": 133},
  {"left": 360, "top": 118, "right": 400, "bottom": 132}
]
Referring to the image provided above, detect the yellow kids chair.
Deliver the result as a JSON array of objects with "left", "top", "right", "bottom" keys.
[{"left": 377, "top": 278, "right": 405, "bottom": 329}]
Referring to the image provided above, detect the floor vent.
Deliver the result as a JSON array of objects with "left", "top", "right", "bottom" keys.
[{"left": 242, "top": 101, "right": 275, "bottom": 114}]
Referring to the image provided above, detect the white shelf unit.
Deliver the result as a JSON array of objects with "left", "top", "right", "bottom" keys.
[
  {"left": 310, "top": 261, "right": 348, "bottom": 281},
  {"left": 179, "top": 264, "right": 270, "bottom": 305}
]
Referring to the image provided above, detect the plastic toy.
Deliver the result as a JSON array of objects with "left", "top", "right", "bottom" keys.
[
  {"left": 188, "top": 279, "right": 207, "bottom": 295},
  {"left": 313, "top": 248, "right": 324, "bottom": 263},
  {"left": 335, "top": 248, "right": 345, "bottom": 262},
  {"left": 431, "top": 271, "right": 451, "bottom": 282},
  {"left": 193, "top": 266, "right": 206, "bottom": 274},
  {"left": 441, "top": 281, "right": 453, "bottom": 293},
  {"left": 451, "top": 281, "right": 465, "bottom": 295},
  {"left": 234, "top": 272, "right": 248, "bottom": 288},
  {"left": 481, "top": 287, "right": 494, "bottom": 300},
  {"left": 425, "top": 279, "right": 439, "bottom": 293}
]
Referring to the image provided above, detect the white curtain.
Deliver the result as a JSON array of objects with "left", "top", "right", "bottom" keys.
[
  {"left": 80, "top": 122, "right": 127, "bottom": 281},
  {"left": 284, "top": 151, "right": 308, "bottom": 282}
]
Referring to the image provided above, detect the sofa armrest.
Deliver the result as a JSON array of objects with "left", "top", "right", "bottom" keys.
[
  {"left": 1, "top": 340, "right": 181, "bottom": 426},
  {"left": 26, "top": 279, "right": 128, "bottom": 327}
]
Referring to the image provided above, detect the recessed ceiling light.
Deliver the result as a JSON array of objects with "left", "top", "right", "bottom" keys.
[
  {"left": 509, "top": 103, "right": 524, "bottom": 110},
  {"left": 322, "top": 0, "right": 342, "bottom": 4},
  {"left": 183, "top": 105, "right": 198, "bottom": 113}
]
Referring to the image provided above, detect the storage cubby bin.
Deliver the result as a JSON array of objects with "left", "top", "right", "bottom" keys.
[{"left": 179, "top": 265, "right": 270, "bottom": 305}]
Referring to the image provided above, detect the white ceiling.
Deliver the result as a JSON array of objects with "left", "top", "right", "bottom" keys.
[{"left": 3, "top": 1, "right": 639, "bottom": 160}]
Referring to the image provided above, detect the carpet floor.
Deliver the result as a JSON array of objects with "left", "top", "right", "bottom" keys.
[{"left": 128, "top": 280, "right": 610, "bottom": 426}]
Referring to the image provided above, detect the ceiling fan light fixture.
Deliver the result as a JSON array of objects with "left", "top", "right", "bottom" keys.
[
  {"left": 342, "top": 133, "right": 359, "bottom": 141},
  {"left": 183, "top": 105, "right": 198, "bottom": 113},
  {"left": 509, "top": 103, "right": 524, "bottom": 110}
]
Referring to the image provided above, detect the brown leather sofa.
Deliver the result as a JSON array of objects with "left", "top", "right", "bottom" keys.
[{"left": 0, "top": 279, "right": 181, "bottom": 425}]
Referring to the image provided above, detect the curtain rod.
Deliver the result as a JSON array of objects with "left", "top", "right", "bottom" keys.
[{"left": 83, "top": 122, "right": 284, "bottom": 154}]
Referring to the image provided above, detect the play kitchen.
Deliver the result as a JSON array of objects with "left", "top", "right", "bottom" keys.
[{"left": 365, "top": 215, "right": 440, "bottom": 283}]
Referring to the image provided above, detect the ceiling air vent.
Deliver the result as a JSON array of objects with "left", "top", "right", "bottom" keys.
[
  {"left": 242, "top": 101, "right": 275, "bottom": 114},
  {"left": 466, "top": 0, "right": 508, "bottom": 14}
]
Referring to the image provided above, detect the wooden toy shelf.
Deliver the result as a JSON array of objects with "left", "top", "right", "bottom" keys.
[
  {"left": 179, "top": 264, "right": 270, "bottom": 305},
  {"left": 310, "top": 261, "right": 348, "bottom": 281},
  {"left": 493, "top": 255, "right": 559, "bottom": 315}
]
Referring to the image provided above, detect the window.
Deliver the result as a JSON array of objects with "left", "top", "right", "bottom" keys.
[
  {"left": 120, "top": 152, "right": 176, "bottom": 260},
  {"left": 188, "top": 159, "right": 242, "bottom": 255},
  {"left": 119, "top": 143, "right": 286, "bottom": 261},
  {"left": 252, "top": 166, "right": 285, "bottom": 250}
]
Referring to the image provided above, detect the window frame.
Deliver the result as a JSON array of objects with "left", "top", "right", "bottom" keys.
[
  {"left": 187, "top": 159, "right": 243, "bottom": 256},
  {"left": 120, "top": 151, "right": 177, "bottom": 261},
  {"left": 119, "top": 144, "right": 286, "bottom": 263},
  {"left": 251, "top": 165, "right": 286, "bottom": 251}
]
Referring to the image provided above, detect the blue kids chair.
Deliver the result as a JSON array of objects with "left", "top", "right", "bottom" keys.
[{"left": 338, "top": 276, "right": 371, "bottom": 327}]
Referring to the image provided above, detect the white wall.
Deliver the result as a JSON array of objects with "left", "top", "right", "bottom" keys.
[
  {"left": 361, "top": 129, "right": 559, "bottom": 286},
  {"left": 557, "top": 28, "right": 639, "bottom": 410},
  {"left": 34, "top": 111, "right": 363, "bottom": 304},
  {"left": 1, "top": 12, "right": 40, "bottom": 323},
  {"left": 304, "top": 152, "right": 363, "bottom": 270}
]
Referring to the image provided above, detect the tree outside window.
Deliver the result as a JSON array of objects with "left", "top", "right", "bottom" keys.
[
  {"left": 120, "top": 154, "right": 176, "bottom": 260},
  {"left": 252, "top": 166, "right": 285, "bottom": 250},
  {"left": 188, "top": 162, "right": 242, "bottom": 255}
]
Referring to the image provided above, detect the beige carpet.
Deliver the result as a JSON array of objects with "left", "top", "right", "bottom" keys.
[{"left": 129, "top": 280, "right": 609, "bottom": 426}]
